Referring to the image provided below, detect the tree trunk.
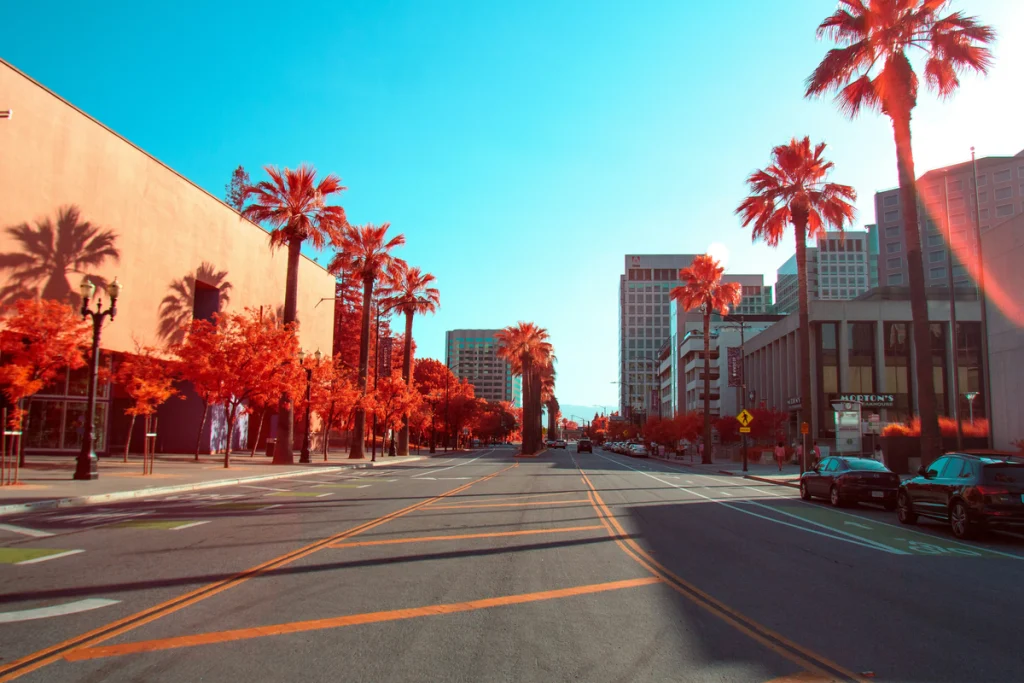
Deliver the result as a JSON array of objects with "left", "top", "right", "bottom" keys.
[
  {"left": 224, "top": 405, "right": 235, "bottom": 469},
  {"left": 194, "top": 402, "right": 209, "bottom": 461},
  {"left": 124, "top": 413, "right": 136, "bottom": 463},
  {"left": 273, "top": 238, "right": 302, "bottom": 465},
  {"left": 702, "top": 311, "right": 712, "bottom": 464},
  {"left": 249, "top": 408, "right": 265, "bottom": 457},
  {"left": 531, "top": 368, "right": 543, "bottom": 453},
  {"left": 794, "top": 213, "right": 814, "bottom": 470},
  {"left": 430, "top": 408, "right": 436, "bottom": 453},
  {"left": 398, "top": 310, "right": 413, "bottom": 455},
  {"left": 891, "top": 110, "right": 942, "bottom": 465},
  {"left": 520, "top": 358, "right": 532, "bottom": 453},
  {"left": 350, "top": 276, "right": 374, "bottom": 459}
]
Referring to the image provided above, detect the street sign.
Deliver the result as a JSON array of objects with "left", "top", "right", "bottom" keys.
[
  {"left": 801, "top": 422, "right": 809, "bottom": 435},
  {"left": 739, "top": 427, "right": 751, "bottom": 434},
  {"left": 736, "top": 409, "right": 754, "bottom": 427}
]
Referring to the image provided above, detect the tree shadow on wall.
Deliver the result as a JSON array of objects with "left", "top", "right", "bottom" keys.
[
  {"left": 0, "top": 205, "right": 120, "bottom": 305},
  {"left": 157, "top": 263, "right": 233, "bottom": 346}
]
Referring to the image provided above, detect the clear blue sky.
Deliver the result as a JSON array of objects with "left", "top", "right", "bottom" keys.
[{"left": 2, "top": 1, "right": 1021, "bottom": 408}]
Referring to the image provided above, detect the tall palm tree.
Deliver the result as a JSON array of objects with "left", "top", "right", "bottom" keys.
[
  {"left": 330, "top": 223, "right": 406, "bottom": 459},
  {"left": 241, "top": 164, "right": 347, "bottom": 464},
  {"left": 386, "top": 261, "right": 440, "bottom": 456},
  {"left": 495, "top": 323, "right": 551, "bottom": 455},
  {"left": 805, "top": 0, "right": 994, "bottom": 464},
  {"left": 157, "top": 263, "right": 233, "bottom": 346},
  {"left": 671, "top": 254, "right": 742, "bottom": 464},
  {"left": 736, "top": 138, "right": 856, "bottom": 461},
  {"left": 0, "top": 205, "right": 119, "bottom": 305}
]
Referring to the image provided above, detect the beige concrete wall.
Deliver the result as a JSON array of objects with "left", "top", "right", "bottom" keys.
[{"left": 0, "top": 60, "right": 335, "bottom": 354}]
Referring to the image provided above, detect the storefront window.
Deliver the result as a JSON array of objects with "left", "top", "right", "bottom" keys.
[
  {"left": 24, "top": 400, "right": 63, "bottom": 449},
  {"left": 818, "top": 323, "right": 840, "bottom": 435},
  {"left": 931, "top": 323, "right": 948, "bottom": 416},
  {"left": 23, "top": 355, "right": 112, "bottom": 453},
  {"left": 956, "top": 322, "right": 985, "bottom": 420},
  {"left": 847, "top": 322, "right": 875, "bottom": 393},
  {"left": 884, "top": 322, "right": 912, "bottom": 422}
]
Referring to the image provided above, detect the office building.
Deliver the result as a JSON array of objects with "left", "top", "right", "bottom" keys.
[
  {"left": 774, "top": 228, "right": 877, "bottom": 315},
  {"left": 445, "top": 329, "right": 522, "bottom": 405},
  {"left": 874, "top": 148, "right": 1024, "bottom": 288}
]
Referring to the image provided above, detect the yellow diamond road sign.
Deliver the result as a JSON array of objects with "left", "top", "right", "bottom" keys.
[{"left": 736, "top": 409, "right": 754, "bottom": 427}]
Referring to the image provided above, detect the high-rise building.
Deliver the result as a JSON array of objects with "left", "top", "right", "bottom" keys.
[
  {"left": 874, "top": 148, "right": 1024, "bottom": 288},
  {"left": 774, "top": 229, "right": 876, "bottom": 315},
  {"left": 619, "top": 255, "right": 771, "bottom": 417},
  {"left": 444, "top": 329, "right": 522, "bottom": 405}
]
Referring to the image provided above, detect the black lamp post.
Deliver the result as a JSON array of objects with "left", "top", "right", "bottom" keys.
[
  {"left": 75, "top": 276, "right": 122, "bottom": 481},
  {"left": 298, "top": 349, "right": 321, "bottom": 464}
]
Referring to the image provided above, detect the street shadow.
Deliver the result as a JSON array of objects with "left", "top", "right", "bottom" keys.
[
  {"left": 157, "top": 262, "right": 233, "bottom": 345},
  {"left": 0, "top": 205, "right": 119, "bottom": 306}
]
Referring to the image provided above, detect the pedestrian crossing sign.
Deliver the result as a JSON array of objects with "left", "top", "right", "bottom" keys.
[{"left": 736, "top": 409, "right": 754, "bottom": 427}]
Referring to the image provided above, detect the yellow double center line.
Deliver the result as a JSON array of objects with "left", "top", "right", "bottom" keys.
[
  {"left": 0, "top": 462, "right": 517, "bottom": 682},
  {"left": 574, "top": 456, "right": 867, "bottom": 683}
]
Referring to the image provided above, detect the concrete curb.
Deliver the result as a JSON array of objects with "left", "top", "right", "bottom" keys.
[
  {"left": 0, "top": 456, "right": 426, "bottom": 517},
  {"left": 744, "top": 474, "right": 801, "bottom": 489}
]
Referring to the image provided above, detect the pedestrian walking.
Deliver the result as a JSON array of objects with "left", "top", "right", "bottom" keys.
[
  {"left": 774, "top": 441, "right": 786, "bottom": 472},
  {"left": 873, "top": 443, "right": 885, "bottom": 466},
  {"left": 812, "top": 441, "right": 821, "bottom": 468},
  {"left": 795, "top": 443, "right": 804, "bottom": 468}
]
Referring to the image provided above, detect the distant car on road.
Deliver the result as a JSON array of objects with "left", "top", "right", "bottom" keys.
[
  {"left": 898, "top": 451, "right": 1024, "bottom": 540},
  {"left": 628, "top": 443, "right": 648, "bottom": 458},
  {"left": 800, "top": 456, "right": 899, "bottom": 509},
  {"left": 551, "top": 439, "right": 567, "bottom": 449},
  {"left": 577, "top": 438, "right": 592, "bottom": 453}
]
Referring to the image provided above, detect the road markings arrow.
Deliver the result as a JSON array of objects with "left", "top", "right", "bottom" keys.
[
  {"left": 0, "top": 598, "right": 118, "bottom": 624},
  {"left": 843, "top": 521, "right": 871, "bottom": 530}
]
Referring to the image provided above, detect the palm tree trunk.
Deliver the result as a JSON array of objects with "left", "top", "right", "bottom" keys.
[
  {"left": 521, "top": 358, "right": 533, "bottom": 453},
  {"left": 273, "top": 238, "right": 302, "bottom": 465},
  {"left": 794, "top": 214, "right": 814, "bottom": 469},
  {"left": 397, "top": 310, "right": 413, "bottom": 455},
  {"left": 891, "top": 110, "right": 942, "bottom": 465},
  {"left": 124, "top": 413, "right": 136, "bottom": 463},
  {"left": 194, "top": 402, "right": 208, "bottom": 461},
  {"left": 350, "top": 276, "right": 374, "bottom": 459},
  {"left": 531, "top": 369, "right": 542, "bottom": 453},
  {"left": 249, "top": 408, "right": 266, "bottom": 457},
  {"left": 702, "top": 311, "right": 712, "bottom": 464}
]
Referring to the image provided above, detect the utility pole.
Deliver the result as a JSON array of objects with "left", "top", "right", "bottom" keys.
[
  {"left": 943, "top": 172, "right": 964, "bottom": 450},
  {"left": 971, "top": 147, "right": 993, "bottom": 448}
]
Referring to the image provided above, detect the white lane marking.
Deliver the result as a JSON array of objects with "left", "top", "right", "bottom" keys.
[
  {"left": 16, "top": 549, "right": 85, "bottom": 565},
  {"left": 358, "top": 485, "right": 371, "bottom": 489},
  {"left": 589, "top": 452, "right": 904, "bottom": 555},
  {"left": 169, "top": 521, "right": 210, "bottom": 531},
  {"left": 410, "top": 450, "right": 494, "bottom": 478},
  {"left": 0, "top": 598, "right": 119, "bottom": 623},
  {"left": 844, "top": 521, "right": 871, "bottom": 530},
  {"left": 735, "top": 499, "right": 905, "bottom": 555},
  {"left": 0, "top": 523, "right": 53, "bottom": 538},
  {"left": 317, "top": 493, "right": 333, "bottom": 498},
  {"left": 720, "top": 491, "right": 732, "bottom": 497},
  {"left": 240, "top": 485, "right": 290, "bottom": 492}
]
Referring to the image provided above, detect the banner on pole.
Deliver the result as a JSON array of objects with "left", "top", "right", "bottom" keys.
[
  {"left": 727, "top": 347, "right": 743, "bottom": 387},
  {"left": 378, "top": 336, "right": 393, "bottom": 377}
]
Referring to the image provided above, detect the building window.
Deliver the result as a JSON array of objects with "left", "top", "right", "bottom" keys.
[
  {"left": 889, "top": 273, "right": 904, "bottom": 285},
  {"left": 886, "top": 242, "right": 901, "bottom": 253},
  {"left": 887, "top": 257, "right": 902, "bottom": 269},
  {"left": 884, "top": 322, "right": 913, "bottom": 422},
  {"left": 818, "top": 322, "right": 840, "bottom": 435},
  {"left": 884, "top": 210, "right": 899, "bottom": 222},
  {"left": 995, "top": 186, "right": 1013, "bottom": 201},
  {"left": 950, "top": 214, "right": 965, "bottom": 226},
  {"left": 978, "top": 191, "right": 988, "bottom": 202},
  {"left": 885, "top": 226, "right": 900, "bottom": 238},
  {"left": 996, "top": 204, "right": 1014, "bottom": 217},
  {"left": 978, "top": 174, "right": 987, "bottom": 186},
  {"left": 848, "top": 322, "right": 875, "bottom": 394},
  {"left": 884, "top": 194, "right": 899, "bottom": 207},
  {"left": 980, "top": 208, "right": 989, "bottom": 220},
  {"left": 927, "top": 234, "right": 944, "bottom": 247},
  {"left": 957, "top": 322, "right": 986, "bottom": 419},
  {"left": 995, "top": 169, "right": 1011, "bottom": 183},
  {"left": 930, "top": 323, "right": 949, "bottom": 416},
  {"left": 1019, "top": 167, "right": 1024, "bottom": 179},
  {"left": 929, "top": 250, "right": 945, "bottom": 263},
  {"left": 930, "top": 267, "right": 945, "bottom": 279}
]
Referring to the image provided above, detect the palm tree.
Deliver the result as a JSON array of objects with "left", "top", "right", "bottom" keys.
[
  {"left": 241, "top": 164, "right": 347, "bottom": 464},
  {"left": 736, "top": 138, "right": 856, "bottom": 461},
  {"left": 0, "top": 205, "right": 119, "bottom": 305},
  {"left": 805, "top": 0, "right": 994, "bottom": 464},
  {"left": 495, "top": 323, "right": 551, "bottom": 455},
  {"left": 386, "top": 261, "right": 440, "bottom": 456},
  {"left": 157, "top": 263, "right": 233, "bottom": 346},
  {"left": 330, "top": 223, "right": 406, "bottom": 459},
  {"left": 671, "top": 254, "right": 742, "bottom": 464}
]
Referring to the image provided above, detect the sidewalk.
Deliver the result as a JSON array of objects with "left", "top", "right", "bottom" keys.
[{"left": 0, "top": 451, "right": 429, "bottom": 516}]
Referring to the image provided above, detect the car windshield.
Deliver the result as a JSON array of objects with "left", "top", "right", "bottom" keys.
[{"left": 846, "top": 459, "right": 889, "bottom": 472}]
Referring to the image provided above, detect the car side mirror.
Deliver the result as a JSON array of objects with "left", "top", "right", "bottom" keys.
[{"left": 917, "top": 465, "right": 929, "bottom": 478}]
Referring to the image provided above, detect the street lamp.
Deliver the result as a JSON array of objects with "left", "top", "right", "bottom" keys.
[
  {"left": 298, "top": 349, "right": 321, "bottom": 464},
  {"left": 964, "top": 391, "right": 979, "bottom": 426},
  {"left": 75, "top": 276, "right": 122, "bottom": 480}
]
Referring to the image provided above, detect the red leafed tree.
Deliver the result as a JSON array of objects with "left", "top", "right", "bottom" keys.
[
  {"left": 714, "top": 415, "right": 740, "bottom": 445},
  {"left": 174, "top": 309, "right": 302, "bottom": 468},
  {"left": 371, "top": 369, "right": 422, "bottom": 453},
  {"left": 0, "top": 299, "right": 89, "bottom": 428},
  {"left": 114, "top": 343, "right": 180, "bottom": 463},
  {"left": 412, "top": 358, "right": 455, "bottom": 452},
  {"left": 310, "top": 355, "right": 358, "bottom": 459},
  {"left": 673, "top": 412, "right": 704, "bottom": 444},
  {"left": 446, "top": 381, "right": 479, "bottom": 449}
]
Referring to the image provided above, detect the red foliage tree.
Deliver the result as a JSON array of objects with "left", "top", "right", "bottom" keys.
[
  {"left": 714, "top": 415, "right": 740, "bottom": 445},
  {"left": 310, "top": 355, "right": 358, "bottom": 459},
  {"left": 114, "top": 342, "right": 180, "bottom": 465},
  {"left": 370, "top": 369, "right": 421, "bottom": 454}
]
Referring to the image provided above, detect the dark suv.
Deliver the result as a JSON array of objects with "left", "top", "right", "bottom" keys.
[
  {"left": 577, "top": 438, "right": 592, "bottom": 453},
  {"left": 897, "top": 452, "right": 1024, "bottom": 539}
]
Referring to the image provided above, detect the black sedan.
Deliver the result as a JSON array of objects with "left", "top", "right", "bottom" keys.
[
  {"left": 897, "top": 451, "right": 1024, "bottom": 540},
  {"left": 800, "top": 456, "right": 900, "bottom": 509},
  {"left": 577, "top": 438, "right": 593, "bottom": 453}
]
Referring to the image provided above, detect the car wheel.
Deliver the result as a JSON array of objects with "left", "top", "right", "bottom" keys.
[
  {"left": 829, "top": 485, "right": 844, "bottom": 508},
  {"left": 800, "top": 481, "right": 811, "bottom": 501},
  {"left": 950, "top": 501, "right": 976, "bottom": 540},
  {"left": 897, "top": 491, "right": 917, "bottom": 525}
]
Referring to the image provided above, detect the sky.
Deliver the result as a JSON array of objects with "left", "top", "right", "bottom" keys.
[{"left": 2, "top": 1, "right": 1022, "bottom": 411}]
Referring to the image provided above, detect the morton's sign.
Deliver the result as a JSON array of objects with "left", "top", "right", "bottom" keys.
[{"left": 830, "top": 393, "right": 895, "bottom": 408}]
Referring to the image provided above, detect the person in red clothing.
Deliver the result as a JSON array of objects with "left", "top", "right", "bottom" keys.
[{"left": 774, "top": 441, "right": 786, "bottom": 472}]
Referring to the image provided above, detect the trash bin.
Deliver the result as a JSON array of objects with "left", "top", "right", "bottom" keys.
[{"left": 265, "top": 438, "right": 277, "bottom": 458}]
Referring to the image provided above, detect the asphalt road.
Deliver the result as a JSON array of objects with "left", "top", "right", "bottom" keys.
[{"left": 0, "top": 445, "right": 1021, "bottom": 682}]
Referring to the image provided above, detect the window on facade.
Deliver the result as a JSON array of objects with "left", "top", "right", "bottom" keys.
[
  {"left": 885, "top": 227, "right": 900, "bottom": 238},
  {"left": 995, "top": 169, "right": 1011, "bottom": 183},
  {"left": 996, "top": 204, "right": 1014, "bottom": 217},
  {"left": 884, "top": 210, "right": 899, "bottom": 222},
  {"left": 887, "top": 257, "right": 901, "bottom": 269},
  {"left": 884, "top": 194, "right": 898, "bottom": 206},
  {"left": 978, "top": 191, "right": 988, "bottom": 202},
  {"left": 847, "top": 322, "right": 875, "bottom": 393},
  {"left": 819, "top": 322, "right": 840, "bottom": 432},
  {"left": 930, "top": 267, "right": 945, "bottom": 279},
  {"left": 929, "top": 250, "right": 945, "bottom": 263},
  {"left": 927, "top": 234, "right": 944, "bottom": 247},
  {"left": 980, "top": 208, "right": 989, "bottom": 220},
  {"left": 978, "top": 175, "right": 987, "bottom": 186},
  {"left": 886, "top": 242, "right": 901, "bottom": 253},
  {"left": 889, "top": 273, "right": 904, "bottom": 285},
  {"left": 995, "top": 186, "right": 1012, "bottom": 200}
]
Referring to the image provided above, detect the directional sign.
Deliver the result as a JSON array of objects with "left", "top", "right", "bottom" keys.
[
  {"left": 801, "top": 422, "right": 809, "bottom": 435},
  {"left": 736, "top": 409, "right": 754, "bottom": 427}
]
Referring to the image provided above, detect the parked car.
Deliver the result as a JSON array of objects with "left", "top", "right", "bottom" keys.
[
  {"left": 628, "top": 443, "right": 649, "bottom": 458},
  {"left": 800, "top": 456, "right": 900, "bottom": 509},
  {"left": 577, "top": 438, "right": 593, "bottom": 453},
  {"left": 897, "top": 451, "right": 1024, "bottom": 540},
  {"left": 552, "top": 439, "right": 567, "bottom": 449}
]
